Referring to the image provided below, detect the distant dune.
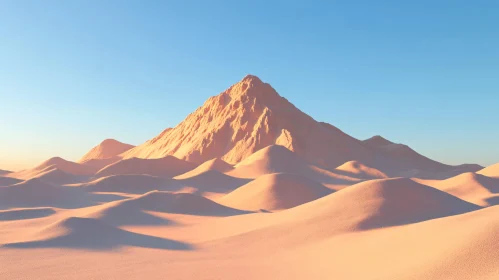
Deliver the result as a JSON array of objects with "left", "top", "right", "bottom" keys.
[
  {"left": 8, "top": 157, "right": 98, "bottom": 180},
  {"left": 419, "top": 172, "right": 499, "bottom": 206},
  {"left": 478, "top": 163, "right": 499, "bottom": 178},
  {"left": 227, "top": 145, "right": 359, "bottom": 185},
  {"left": 78, "top": 139, "right": 135, "bottom": 163},
  {"left": 176, "top": 170, "right": 250, "bottom": 193},
  {"left": 85, "top": 190, "right": 247, "bottom": 226},
  {"left": 32, "top": 168, "right": 84, "bottom": 185},
  {"left": 79, "top": 157, "right": 122, "bottom": 170},
  {"left": 335, "top": 160, "right": 388, "bottom": 179},
  {"left": 175, "top": 158, "right": 234, "bottom": 179},
  {"left": 95, "top": 156, "right": 196, "bottom": 178},
  {"left": 79, "top": 174, "right": 182, "bottom": 194},
  {"left": 220, "top": 173, "right": 332, "bottom": 211}
]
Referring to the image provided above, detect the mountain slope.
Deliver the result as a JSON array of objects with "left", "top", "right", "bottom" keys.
[
  {"left": 121, "top": 75, "right": 477, "bottom": 175},
  {"left": 121, "top": 75, "right": 375, "bottom": 170},
  {"left": 362, "top": 135, "right": 482, "bottom": 177}
]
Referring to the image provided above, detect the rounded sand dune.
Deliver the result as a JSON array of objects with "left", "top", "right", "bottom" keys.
[
  {"left": 86, "top": 191, "right": 247, "bottom": 226},
  {"left": 227, "top": 145, "right": 358, "bottom": 184},
  {"left": 9, "top": 157, "right": 99, "bottom": 180},
  {"left": 220, "top": 173, "right": 332, "bottom": 211},
  {"left": 33, "top": 168, "right": 83, "bottom": 185},
  {"left": 175, "top": 158, "right": 234, "bottom": 179},
  {"left": 2, "top": 216, "right": 191, "bottom": 250},
  {"left": 335, "top": 160, "right": 388, "bottom": 179},
  {"left": 95, "top": 156, "right": 196, "bottom": 178},
  {"left": 0, "top": 179, "right": 91, "bottom": 209},
  {"left": 79, "top": 157, "right": 122, "bottom": 170},
  {"left": 176, "top": 170, "right": 250, "bottom": 193},
  {"left": 477, "top": 163, "right": 499, "bottom": 178},
  {"left": 78, "top": 139, "right": 135, "bottom": 163},
  {"left": 282, "top": 177, "right": 480, "bottom": 232},
  {"left": 80, "top": 174, "right": 182, "bottom": 194},
  {"left": 424, "top": 172, "right": 499, "bottom": 206}
]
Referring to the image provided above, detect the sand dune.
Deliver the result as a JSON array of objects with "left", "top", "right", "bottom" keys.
[
  {"left": 205, "top": 205, "right": 499, "bottom": 280},
  {"left": 79, "top": 174, "right": 183, "bottom": 194},
  {"left": 32, "top": 168, "right": 84, "bottom": 185},
  {"left": 8, "top": 157, "right": 99, "bottom": 180},
  {"left": 0, "top": 176, "right": 21, "bottom": 186},
  {"left": 176, "top": 170, "right": 250, "bottom": 194},
  {"left": 335, "top": 160, "right": 388, "bottom": 179},
  {"left": 478, "top": 163, "right": 499, "bottom": 178},
  {"left": 175, "top": 158, "right": 233, "bottom": 179},
  {"left": 85, "top": 191, "right": 247, "bottom": 226},
  {"left": 227, "top": 145, "right": 359, "bottom": 185},
  {"left": 2, "top": 216, "right": 191, "bottom": 250},
  {"left": 79, "top": 157, "right": 122, "bottom": 170},
  {"left": 78, "top": 139, "right": 135, "bottom": 163},
  {"left": 0, "top": 74, "right": 495, "bottom": 280},
  {"left": 418, "top": 172, "right": 499, "bottom": 206},
  {"left": 0, "top": 179, "right": 92, "bottom": 210},
  {"left": 272, "top": 177, "right": 481, "bottom": 233},
  {"left": 95, "top": 156, "right": 196, "bottom": 178},
  {"left": 220, "top": 173, "right": 332, "bottom": 211}
]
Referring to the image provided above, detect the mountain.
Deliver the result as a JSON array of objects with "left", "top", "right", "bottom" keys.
[
  {"left": 362, "top": 135, "right": 482, "bottom": 177},
  {"left": 120, "top": 75, "right": 478, "bottom": 176},
  {"left": 121, "top": 75, "right": 375, "bottom": 170},
  {"left": 78, "top": 139, "right": 134, "bottom": 163}
]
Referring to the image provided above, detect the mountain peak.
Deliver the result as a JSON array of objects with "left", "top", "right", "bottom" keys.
[
  {"left": 363, "top": 135, "right": 394, "bottom": 148},
  {"left": 224, "top": 74, "right": 280, "bottom": 101},
  {"left": 241, "top": 74, "right": 262, "bottom": 83}
]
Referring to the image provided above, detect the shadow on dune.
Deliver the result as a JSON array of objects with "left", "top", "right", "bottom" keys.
[
  {"left": 2, "top": 217, "right": 193, "bottom": 251},
  {"left": 0, "top": 208, "right": 56, "bottom": 221},
  {"left": 485, "top": 196, "right": 499, "bottom": 206},
  {"left": 475, "top": 176, "right": 499, "bottom": 194}
]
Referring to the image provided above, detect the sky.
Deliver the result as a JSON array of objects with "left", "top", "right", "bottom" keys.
[{"left": 0, "top": 0, "right": 498, "bottom": 171}]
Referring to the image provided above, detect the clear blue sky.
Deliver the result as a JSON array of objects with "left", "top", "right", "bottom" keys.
[{"left": 1, "top": 0, "right": 498, "bottom": 170}]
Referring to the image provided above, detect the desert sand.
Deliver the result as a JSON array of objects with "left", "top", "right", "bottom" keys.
[{"left": 1, "top": 75, "right": 498, "bottom": 280}]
